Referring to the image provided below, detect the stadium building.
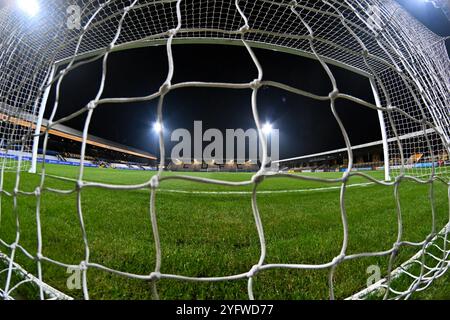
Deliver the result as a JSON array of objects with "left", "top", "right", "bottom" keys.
[{"left": 0, "top": 104, "right": 157, "bottom": 170}]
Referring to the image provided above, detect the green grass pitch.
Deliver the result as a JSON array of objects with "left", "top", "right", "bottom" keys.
[{"left": 0, "top": 164, "right": 449, "bottom": 299}]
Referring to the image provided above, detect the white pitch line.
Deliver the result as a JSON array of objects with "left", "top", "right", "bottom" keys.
[
  {"left": 158, "top": 182, "right": 374, "bottom": 195},
  {"left": 44, "top": 173, "right": 374, "bottom": 195}
]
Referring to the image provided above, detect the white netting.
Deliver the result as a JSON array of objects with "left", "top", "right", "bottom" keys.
[{"left": 0, "top": 0, "right": 449, "bottom": 300}]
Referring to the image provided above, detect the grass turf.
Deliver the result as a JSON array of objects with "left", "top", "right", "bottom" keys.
[{"left": 0, "top": 164, "right": 449, "bottom": 299}]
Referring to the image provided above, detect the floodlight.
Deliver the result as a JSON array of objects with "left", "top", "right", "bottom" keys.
[
  {"left": 17, "top": 0, "right": 39, "bottom": 17},
  {"left": 153, "top": 121, "right": 163, "bottom": 133},
  {"left": 262, "top": 122, "right": 273, "bottom": 135}
]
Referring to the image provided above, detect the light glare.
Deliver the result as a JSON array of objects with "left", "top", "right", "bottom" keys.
[
  {"left": 262, "top": 122, "right": 273, "bottom": 135},
  {"left": 17, "top": 0, "right": 39, "bottom": 17},
  {"left": 153, "top": 121, "right": 163, "bottom": 133}
]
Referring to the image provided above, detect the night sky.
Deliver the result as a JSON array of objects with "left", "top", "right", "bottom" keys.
[{"left": 45, "top": 1, "right": 450, "bottom": 160}]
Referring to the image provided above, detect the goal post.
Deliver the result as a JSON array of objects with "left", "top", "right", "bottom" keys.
[
  {"left": 0, "top": 0, "right": 449, "bottom": 300},
  {"left": 29, "top": 65, "right": 56, "bottom": 174},
  {"left": 370, "top": 77, "right": 391, "bottom": 182}
]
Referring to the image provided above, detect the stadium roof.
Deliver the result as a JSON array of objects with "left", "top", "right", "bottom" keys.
[{"left": 40, "top": 119, "right": 157, "bottom": 160}]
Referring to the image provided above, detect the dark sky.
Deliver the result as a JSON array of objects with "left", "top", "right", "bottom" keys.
[
  {"left": 397, "top": 0, "right": 450, "bottom": 41},
  {"left": 46, "top": 1, "right": 450, "bottom": 160}
]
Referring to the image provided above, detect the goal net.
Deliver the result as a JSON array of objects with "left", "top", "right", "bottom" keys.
[{"left": 0, "top": 0, "right": 449, "bottom": 300}]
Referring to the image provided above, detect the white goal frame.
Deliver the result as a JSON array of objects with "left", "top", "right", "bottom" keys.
[{"left": 29, "top": 38, "right": 394, "bottom": 181}]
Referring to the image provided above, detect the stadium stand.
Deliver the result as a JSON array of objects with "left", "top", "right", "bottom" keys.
[
  {"left": 166, "top": 159, "right": 261, "bottom": 173},
  {"left": 0, "top": 108, "right": 157, "bottom": 170},
  {"left": 206, "top": 160, "right": 219, "bottom": 172},
  {"left": 223, "top": 160, "right": 237, "bottom": 172}
]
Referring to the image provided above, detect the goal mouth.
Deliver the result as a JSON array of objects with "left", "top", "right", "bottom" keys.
[{"left": 0, "top": 0, "right": 449, "bottom": 300}]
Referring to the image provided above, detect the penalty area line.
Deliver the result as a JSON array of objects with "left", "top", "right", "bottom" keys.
[
  {"left": 159, "top": 182, "right": 374, "bottom": 195},
  {"left": 43, "top": 173, "right": 374, "bottom": 195}
]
